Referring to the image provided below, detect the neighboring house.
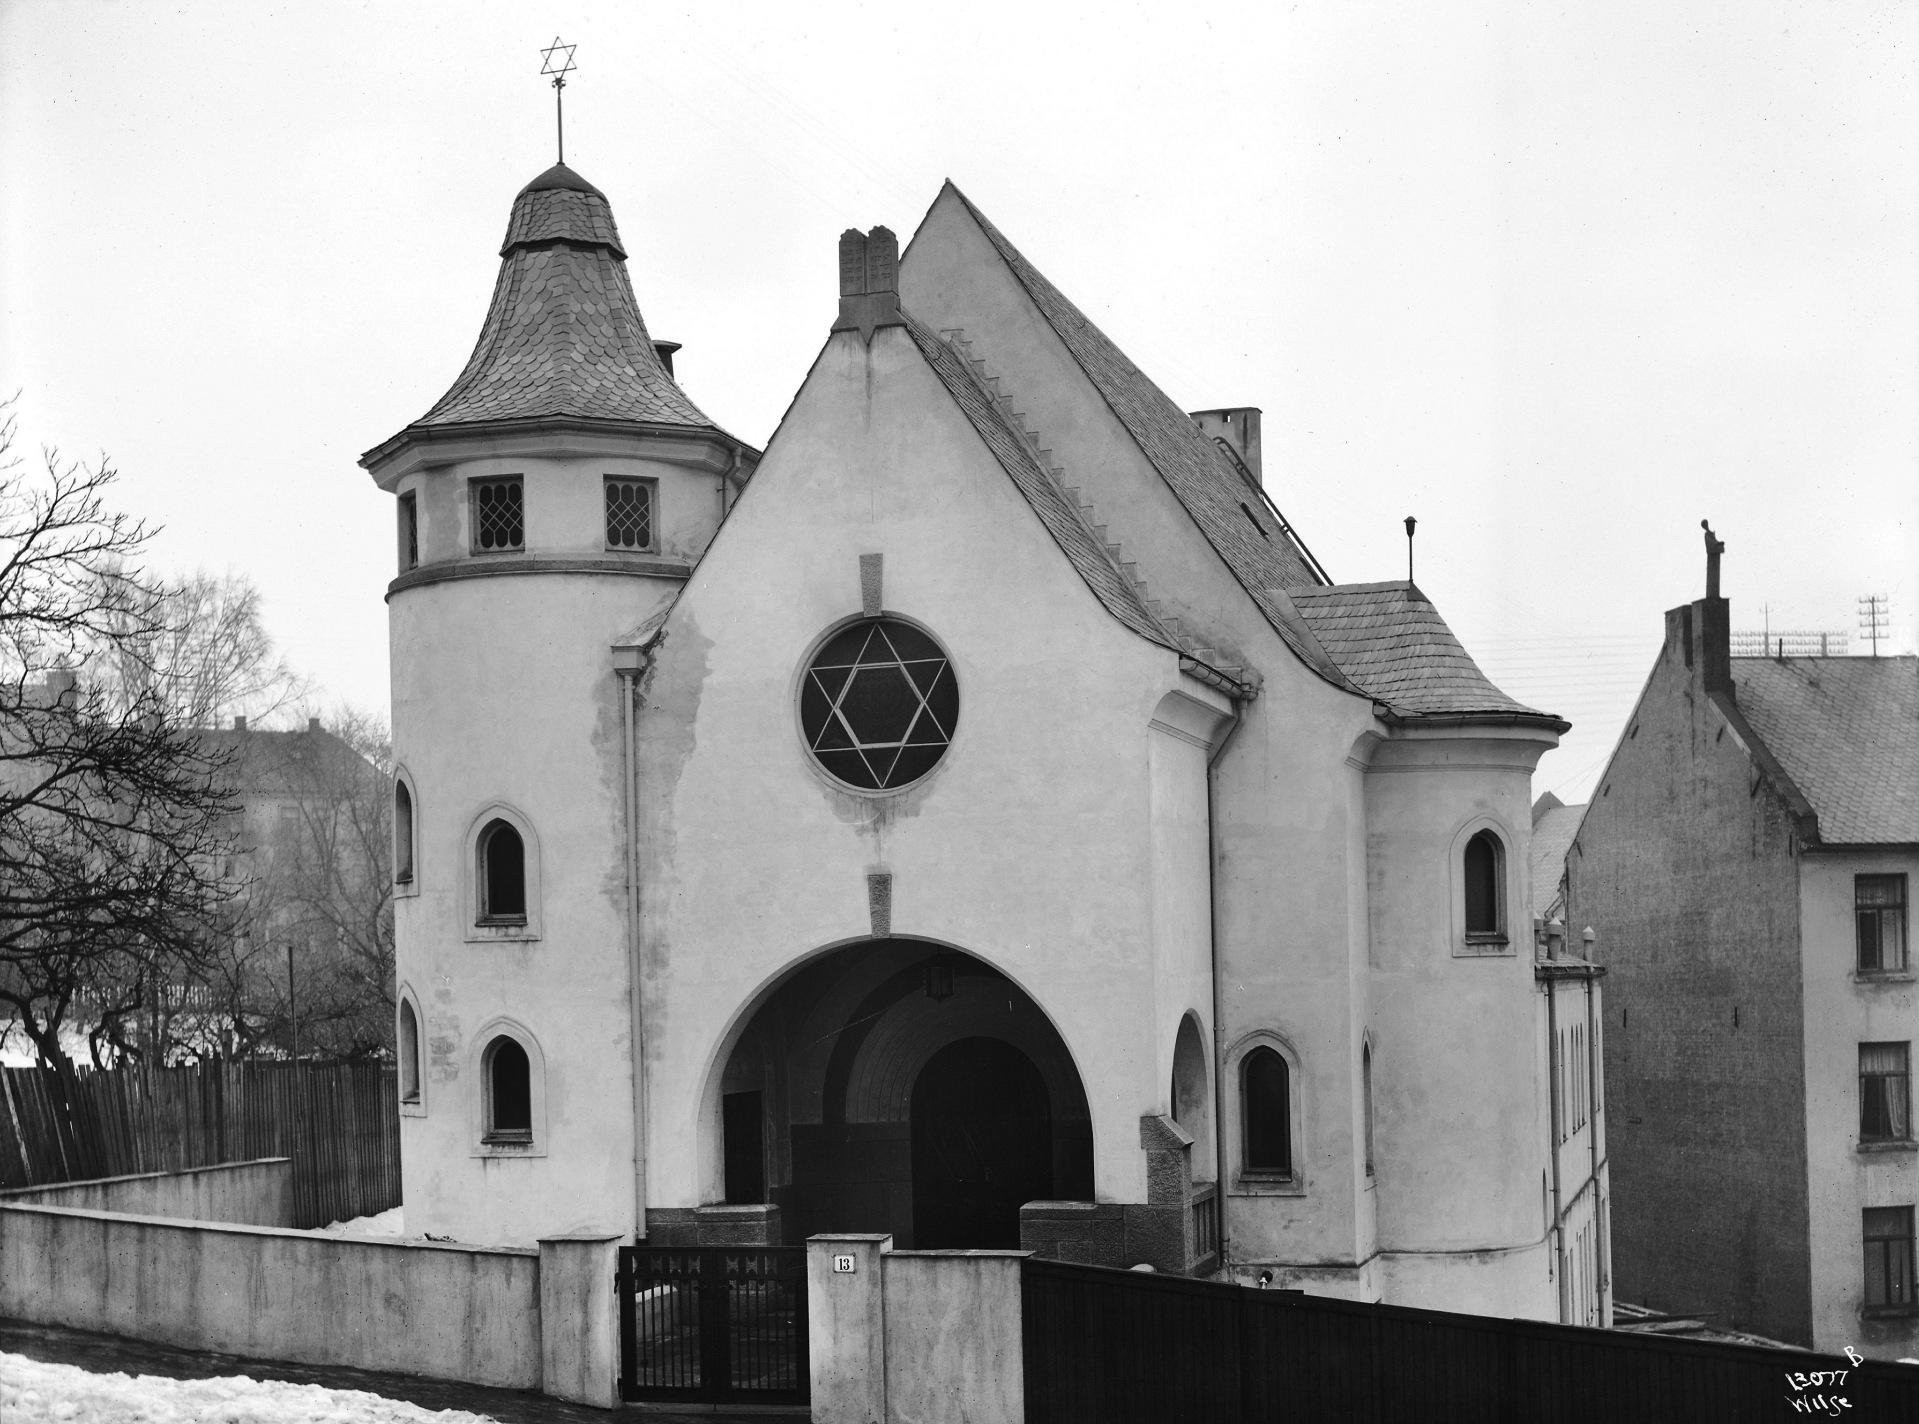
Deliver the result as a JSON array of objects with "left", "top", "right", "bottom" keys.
[
  {"left": 184, "top": 717, "right": 392, "bottom": 1059},
  {"left": 1530, "top": 792, "right": 1586, "bottom": 921},
  {"left": 362, "top": 160, "right": 1608, "bottom": 1322},
  {"left": 1566, "top": 531, "right": 1919, "bottom": 1356}
]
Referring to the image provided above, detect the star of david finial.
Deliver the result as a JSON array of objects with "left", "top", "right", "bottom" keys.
[
  {"left": 540, "top": 37, "right": 579, "bottom": 164},
  {"left": 541, "top": 37, "right": 577, "bottom": 83}
]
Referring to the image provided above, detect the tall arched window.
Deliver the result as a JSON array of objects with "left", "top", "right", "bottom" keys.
[
  {"left": 394, "top": 781, "right": 415, "bottom": 885},
  {"left": 398, "top": 1000, "right": 421, "bottom": 1105},
  {"left": 1362, "top": 1042, "right": 1375, "bottom": 1178},
  {"left": 1242, "top": 1047, "right": 1292, "bottom": 1178},
  {"left": 1464, "top": 830, "right": 1504, "bottom": 938},
  {"left": 478, "top": 820, "right": 525, "bottom": 923},
  {"left": 484, "top": 1036, "right": 532, "bottom": 1141}
]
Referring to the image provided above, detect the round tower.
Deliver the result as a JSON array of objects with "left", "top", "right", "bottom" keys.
[{"left": 361, "top": 162, "right": 755, "bottom": 1245}]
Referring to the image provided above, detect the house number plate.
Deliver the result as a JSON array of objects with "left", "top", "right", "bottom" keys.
[{"left": 833, "top": 1254, "right": 856, "bottom": 1273}]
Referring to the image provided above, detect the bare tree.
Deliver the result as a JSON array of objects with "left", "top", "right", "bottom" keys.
[
  {"left": 0, "top": 400, "right": 237, "bottom": 1093},
  {"left": 103, "top": 569, "right": 310, "bottom": 728}
]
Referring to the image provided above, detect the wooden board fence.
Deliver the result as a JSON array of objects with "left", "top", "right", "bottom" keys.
[{"left": 0, "top": 1061, "right": 400, "bottom": 1228}]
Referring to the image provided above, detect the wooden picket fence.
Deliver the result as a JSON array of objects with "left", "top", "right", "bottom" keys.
[{"left": 0, "top": 1061, "right": 400, "bottom": 1229}]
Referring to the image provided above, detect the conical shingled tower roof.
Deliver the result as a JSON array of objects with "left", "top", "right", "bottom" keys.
[{"left": 410, "top": 163, "right": 717, "bottom": 431}]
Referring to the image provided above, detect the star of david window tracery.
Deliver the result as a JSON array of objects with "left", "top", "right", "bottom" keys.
[{"left": 800, "top": 619, "right": 959, "bottom": 790}]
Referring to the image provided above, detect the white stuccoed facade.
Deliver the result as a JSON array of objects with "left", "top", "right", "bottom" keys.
[{"left": 362, "top": 162, "right": 1606, "bottom": 1323}]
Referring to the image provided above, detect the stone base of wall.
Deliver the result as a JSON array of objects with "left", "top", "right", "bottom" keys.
[
  {"left": 644, "top": 1202, "right": 783, "bottom": 1247},
  {"left": 1019, "top": 1200, "right": 1184, "bottom": 1273}
]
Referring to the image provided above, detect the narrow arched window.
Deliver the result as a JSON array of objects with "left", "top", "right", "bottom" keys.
[
  {"left": 485, "top": 1037, "right": 532, "bottom": 1140},
  {"left": 1464, "top": 830, "right": 1504, "bottom": 938},
  {"left": 478, "top": 820, "right": 525, "bottom": 922},
  {"left": 394, "top": 781, "right": 415, "bottom": 884},
  {"left": 1362, "top": 1042, "right": 1375, "bottom": 1178},
  {"left": 398, "top": 1000, "right": 421, "bottom": 1104},
  {"left": 1242, "top": 1047, "right": 1291, "bottom": 1177}
]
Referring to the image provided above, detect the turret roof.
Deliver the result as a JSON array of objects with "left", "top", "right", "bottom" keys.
[{"left": 403, "top": 163, "right": 719, "bottom": 433}]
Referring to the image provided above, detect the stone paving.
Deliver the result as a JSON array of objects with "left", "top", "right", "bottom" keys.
[{"left": 0, "top": 1317, "right": 805, "bottom": 1423}]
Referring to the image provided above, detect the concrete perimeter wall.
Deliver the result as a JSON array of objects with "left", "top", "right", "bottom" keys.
[
  {"left": 809, "top": 1234, "right": 1025, "bottom": 1424},
  {"left": 0, "top": 1159, "right": 294, "bottom": 1227},
  {"left": 0, "top": 1203, "right": 542, "bottom": 1390}
]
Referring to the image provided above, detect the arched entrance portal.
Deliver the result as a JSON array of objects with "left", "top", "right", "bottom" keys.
[
  {"left": 911, "top": 1037, "right": 1053, "bottom": 1248},
  {"left": 716, "top": 940, "right": 1093, "bottom": 1248}
]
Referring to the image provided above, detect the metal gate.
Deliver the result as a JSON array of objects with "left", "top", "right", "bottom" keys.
[{"left": 617, "top": 1245, "right": 809, "bottom": 1405}]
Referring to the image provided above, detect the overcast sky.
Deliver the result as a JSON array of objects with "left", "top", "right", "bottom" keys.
[{"left": 2, "top": 0, "right": 1913, "bottom": 802}]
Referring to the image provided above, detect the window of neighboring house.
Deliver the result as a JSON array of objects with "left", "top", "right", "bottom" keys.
[
  {"left": 1464, "top": 830, "right": 1505, "bottom": 940},
  {"left": 398, "top": 1000, "right": 421, "bottom": 1104},
  {"left": 1860, "top": 1043, "right": 1911, "bottom": 1144},
  {"left": 477, "top": 820, "right": 526, "bottom": 923},
  {"left": 394, "top": 781, "right": 415, "bottom": 884},
  {"left": 483, "top": 1036, "right": 532, "bottom": 1142},
  {"left": 1362, "top": 1042, "right": 1375, "bottom": 1179},
  {"left": 1864, "top": 1206, "right": 1916, "bottom": 1312},
  {"left": 1242, "top": 1047, "right": 1292, "bottom": 1179},
  {"left": 398, "top": 492, "right": 418, "bottom": 571},
  {"left": 470, "top": 477, "right": 524, "bottom": 552},
  {"left": 605, "top": 477, "right": 655, "bottom": 551},
  {"left": 1859, "top": 875, "right": 1910, "bottom": 974}
]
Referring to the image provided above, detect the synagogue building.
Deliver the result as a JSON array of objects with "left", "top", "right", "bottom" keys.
[{"left": 362, "top": 160, "right": 1607, "bottom": 1321}]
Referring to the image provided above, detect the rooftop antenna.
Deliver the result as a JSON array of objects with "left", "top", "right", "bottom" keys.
[
  {"left": 540, "top": 36, "right": 578, "bottom": 165},
  {"left": 1859, "top": 594, "right": 1889, "bottom": 658},
  {"left": 1404, "top": 516, "right": 1416, "bottom": 584}
]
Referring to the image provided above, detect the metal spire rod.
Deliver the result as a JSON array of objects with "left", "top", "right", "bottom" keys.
[{"left": 541, "top": 37, "right": 578, "bottom": 165}]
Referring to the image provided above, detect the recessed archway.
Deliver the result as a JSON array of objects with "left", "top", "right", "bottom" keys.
[{"left": 711, "top": 938, "right": 1093, "bottom": 1247}]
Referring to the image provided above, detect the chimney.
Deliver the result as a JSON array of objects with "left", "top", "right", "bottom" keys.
[
  {"left": 1699, "top": 521, "right": 1732, "bottom": 694},
  {"left": 652, "top": 340, "right": 681, "bottom": 377},
  {"left": 46, "top": 668, "right": 77, "bottom": 708},
  {"left": 1191, "top": 408, "right": 1262, "bottom": 488},
  {"left": 308, "top": 716, "right": 322, "bottom": 733},
  {"left": 233, "top": 715, "right": 248, "bottom": 731},
  {"left": 831, "top": 226, "right": 904, "bottom": 342}
]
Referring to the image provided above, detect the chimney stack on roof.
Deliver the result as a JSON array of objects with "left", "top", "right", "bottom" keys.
[
  {"left": 233, "top": 715, "right": 248, "bottom": 732},
  {"left": 832, "top": 227, "right": 903, "bottom": 342},
  {"left": 308, "top": 716, "right": 322, "bottom": 733},
  {"left": 1191, "top": 408, "right": 1262, "bottom": 488}
]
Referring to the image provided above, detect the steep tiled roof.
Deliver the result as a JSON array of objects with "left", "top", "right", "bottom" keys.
[
  {"left": 1733, "top": 655, "right": 1919, "bottom": 844},
  {"left": 188, "top": 725, "right": 379, "bottom": 796},
  {"left": 1290, "top": 581, "right": 1561, "bottom": 723},
  {"left": 409, "top": 164, "right": 717, "bottom": 431},
  {"left": 1529, "top": 802, "right": 1586, "bottom": 916},
  {"left": 944, "top": 187, "right": 1360, "bottom": 693},
  {"left": 906, "top": 317, "right": 1175, "bottom": 653}
]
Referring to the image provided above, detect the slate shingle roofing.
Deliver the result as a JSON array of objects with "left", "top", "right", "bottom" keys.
[
  {"left": 942, "top": 186, "right": 1371, "bottom": 697},
  {"left": 1290, "top": 581, "right": 1562, "bottom": 724},
  {"left": 1732, "top": 655, "right": 1919, "bottom": 845},
  {"left": 410, "top": 163, "right": 719, "bottom": 432}
]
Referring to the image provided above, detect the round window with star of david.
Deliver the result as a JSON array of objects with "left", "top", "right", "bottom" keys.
[{"left": 799, "top": 618, "right": 959, "bottom": 791}]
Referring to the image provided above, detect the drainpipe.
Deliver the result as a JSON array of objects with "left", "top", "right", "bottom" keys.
[
  {"left": 614, "top": 653, "right": 649, "bottom": 1238},
  {"left": 717, "top": 445, "right": 743, "bottom": 526},
  {"left": 1206, "top": 692, "right": 1248, "bottom": 1265},
  {"left": 1545, "top": 976, "right": 1563, "bottom": 1320}
]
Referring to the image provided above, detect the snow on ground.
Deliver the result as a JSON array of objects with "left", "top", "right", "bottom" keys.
[
  {"left": 0, "top": 1352, "right": 501, "bottom": 1424},
  {"left": 314, "top": 1206, "right": 405, "bottom": 1238}
]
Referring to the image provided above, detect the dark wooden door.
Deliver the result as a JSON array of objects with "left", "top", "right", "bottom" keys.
[{"left": 911, "top": 1036, "right": 1052, "bottom": 1247}]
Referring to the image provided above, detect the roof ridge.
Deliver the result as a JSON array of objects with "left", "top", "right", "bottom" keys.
[{"left": 933, "top": 187, "right": 1357, "bottom": 696}]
